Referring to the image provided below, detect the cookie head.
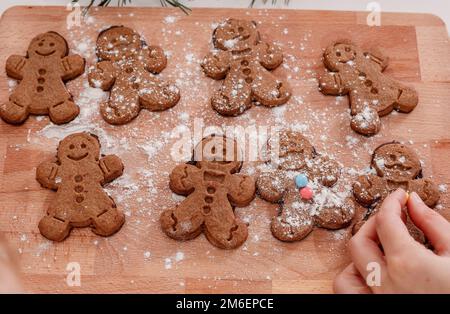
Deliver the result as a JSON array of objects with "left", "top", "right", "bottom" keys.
[
  {"left": 213, "top": 19, "right": 259, "bottom": 52},
  {"left": 28, "top": 32, "right": 68, "bottom": 58},
  {"left": 194, "top": 135, "right": 242, "bottom": 173},
  {"left": 372, "top": 143, "right": 421, "bottom": 182},
  {"left": 57, "top": 133, "right": 100, "bottom": 163},
  {"left": 269, "top": 131, "right": 315, "bottom": 170},
  {"left": 324, "top": 41, "right": 357, "bottom": 70},
  {"left": 96, "top": 26, "right": 141, "bottom": 61}
]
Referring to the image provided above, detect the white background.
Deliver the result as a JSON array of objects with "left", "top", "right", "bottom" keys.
[{"left": 0, "top": 0, "right": 449, "bottom": 33}]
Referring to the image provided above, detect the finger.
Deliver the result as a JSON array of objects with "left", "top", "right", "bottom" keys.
[
  {"left": 333, "top": 263, "right": 372, "bottom": 294},
  {"left": 349, "top": 214, "right": 386, "bottom": 287},
  {"left": 408, "top": 192, "right": 450, "bottom": 256},
  {"left": 375, "top": 188, "right": 418, "bottom": 255}
]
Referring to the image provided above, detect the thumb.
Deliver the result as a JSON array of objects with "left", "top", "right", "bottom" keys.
[{"left": 407, "top": 192, "right": 450, "bottom": 256}]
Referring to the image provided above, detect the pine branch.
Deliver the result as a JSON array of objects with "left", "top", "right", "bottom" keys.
[
  {"left": 71, "top": 0, "right": 289, "bottom": 16},
  {"left": 71, "top": 0, "right": 191, "bottom": 15},
  {"left": 250, "top": 0, "right": 290, "bottom": 7}
]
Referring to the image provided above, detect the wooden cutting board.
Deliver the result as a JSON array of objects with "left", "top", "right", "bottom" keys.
[{"left": 0, "top": 6, "right": 449, "bottom": 294}]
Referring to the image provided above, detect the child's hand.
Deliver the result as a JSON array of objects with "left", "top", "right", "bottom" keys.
[{"left": 334, "top": 189, "right": 450, "bottom": 293}]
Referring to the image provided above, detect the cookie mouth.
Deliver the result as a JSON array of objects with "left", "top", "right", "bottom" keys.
[
  {"left": 35, "top": 50, "right": 56, "bottom": 56},
  {"left": 68, "top": 153, "right": 88, "bottom": 161}
]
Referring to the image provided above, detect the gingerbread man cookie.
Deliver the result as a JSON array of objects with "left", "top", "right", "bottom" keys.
[
  {"left": 1, "top": 32, "right": 85, "bottom": 125},
  {"left": 319, "top": 39, "right": 418, "bottom": 136},
  {"left": 353, "top": 142, "right": 440, "bottom": 238},
  {"left": 160, "top": 135, "right": 255, "bottom": 249},
  {"left": 256, "top": 131, "right": 355, "bottom": 242},
  {"left": 88, "top": 26, "right": 180, "bottom": 125},
  {"left": 201, "top": 19, "right": 291, "bottom": 116},
  {"left": 36, "top": 133, "right": 125, "bottom": 241}
]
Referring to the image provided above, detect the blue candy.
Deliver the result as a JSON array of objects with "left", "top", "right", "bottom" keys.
[{"left": 295, "top": 174, "right": 308, "bottom": 188}]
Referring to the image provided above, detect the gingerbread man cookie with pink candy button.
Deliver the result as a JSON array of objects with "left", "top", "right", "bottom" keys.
[
  {"left": 256, "top": 131, "right": 355, "bottom": 242},
  {"left": 319, "top": 39, "right": 418, "bottom": 136},
  {"left": 88, "top": 26, "right": 180, "bottom": 125},
  {"left": 201, "top": 19, "right": 291, "bottom": 116}
]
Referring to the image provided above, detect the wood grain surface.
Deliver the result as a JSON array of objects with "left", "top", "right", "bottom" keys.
[{"left": 0, "top": 6, "right": 449, "bottom": 294}]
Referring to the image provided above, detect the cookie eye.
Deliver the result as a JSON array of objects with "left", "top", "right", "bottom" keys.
[
  {"left": 336, "top": 51, "right": 341, "bottom": 57},
  {"left": 345, "top": 46, "right": 351, "bottom": 52},
  {"left": 69, "top": 144, "right": 75, "bottom": 149},
  {"left": 50, "top": 42, "right": 55, "bottom": 47},
  {"left": 38, "top": 42, "right": 43, "bottom": 47},
  {"left": 238, "top": 26, "right": 244, "bottom": 32},
  {"left": 81, "top": 143, "right": 86, "bottom": 148}
]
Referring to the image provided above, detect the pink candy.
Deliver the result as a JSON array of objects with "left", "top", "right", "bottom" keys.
[{"left": 300, "top": 187, "right": 313, "bottom": 200}]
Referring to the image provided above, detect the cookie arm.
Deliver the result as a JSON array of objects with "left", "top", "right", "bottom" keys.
[
  {"left": 5, "top": 55, "right": 27, "bottom": 80},
  {"left": 256, "top": 170, "right": 287, "bottom": 203},
  {"left": 408, "top": 178, "right": 441, "bottom": 207},
  {"left": 99, "top": 155, "right": 124, "bottom": 184},
  {"left": 364, "top": 47, "right": 389, "bottom": 71},
  {"left": 61, "top": 55, "right": 86, "bottom": 81},
  {"left": 255, "top": 42, "right": 283, "bottom": 70},
  {"left": 201, "top": 50, "right": 231, "bottom": 80},
  {"left": 227, "top": 174, "right": 256, "bottom": 207},
  {"left": 36, "top": 160, "right": 60, "bottom": 190},
  {"left": 88, "top": 61, "right": 116, "bottom": 91},
  {"left": 352, "top": 174, "right": 388, "bottom": 207},
  {"left": 169, "top": 164, "right": 198, "bottom": 195},
  {"left": 142, "top": 46, "right": 167, "bottom": 74},
  {"left": 318, "top": 71, "right": 348, "bottom": 95}
]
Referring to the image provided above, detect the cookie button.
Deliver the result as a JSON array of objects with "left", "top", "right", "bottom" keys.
[
  {"left": 74, "top": 185, "right": 84, "bottom": 193},
  {"left": 204, "top": 196, "right": 213, "bottom": 204},
  {"left": 300, "top": 187, "right": 313, "bottom": 200},
  {"left": 74, "top": 175, "right": 83, "bottom": 182},
  {"left": 75, "top": 195, "right": 84, "bottom": 203},
  {"left": 295, "top": 174, "right": 308, "bottom": 188},
  {"left": 202, "top": 206, "right": 211, "bottom": 215}
]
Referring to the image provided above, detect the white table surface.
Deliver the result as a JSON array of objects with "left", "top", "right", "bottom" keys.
[{"left": 1, "top": 0, "right": 449, "bottom": 33}]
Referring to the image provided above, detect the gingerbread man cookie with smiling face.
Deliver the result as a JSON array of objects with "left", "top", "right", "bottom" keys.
[
  {"left": 318, "top": 40, "right": 418, "bottom": 136},
  {"left": 160, "top": 135, "right": 256, "bottom": 249},
  {"left": 88, "top": 26, "right": 180, "bottom": 125},
  {"left": 352, "top": 142, "right": 440, "bottom": 238},
  {"left": 1, "top": 32, "right": 85, "bottom": 125},
  {"left": 36, "top": 133, "right": 125, "bottom": 241},
  {"left": 201, "top": 19, "right": 291, "bottom": 116},
  {"left": 256, "top": 131, "right": 355, "bottom": 242}
]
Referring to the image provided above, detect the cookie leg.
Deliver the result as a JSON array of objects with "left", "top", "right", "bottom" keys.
[
  {"left": 251, "top": 67, "right": 291, "bottom": 107},
  {"left": 0, "top": 99, "right": 29, "bottom": 124},
  {"left": 48, "top": 99, "right": 80, "bottom": 124},
  {"left": 204, "top": 215, "right": 248, "bottom": 249},
  {"left": 91, "top": 207, "right": 125, "bottom": 237},
  {"left": 100, "top": 89, "right": 141, "bottom": 125},
  {"left": 38, "top": 215, "right": 71, "bottom": 242},
  {"left": 211, "top": 69, "right": 252, "bottom": 116},
  {"left": 271, "top": 190, "right": 314, "bottom": 242},
  {"left": 350, "top": 107, "right": 381, "bottom": 136},
  {"left": 139, "top": 79, "right": 180, "bottom": 111},
  {"left": 314, "top": 198, "right": 355, "bottom": 230},
  {"left": 160, "top": 199, "right": 204, "bottom": 241}
]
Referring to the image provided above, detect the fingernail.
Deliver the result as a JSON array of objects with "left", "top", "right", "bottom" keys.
[
  {"left": 410, "top": 192, "right": 424, "bottom": 205},
  {"left": 394, "top": 188, "right": 406, "bottom": 200}
]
